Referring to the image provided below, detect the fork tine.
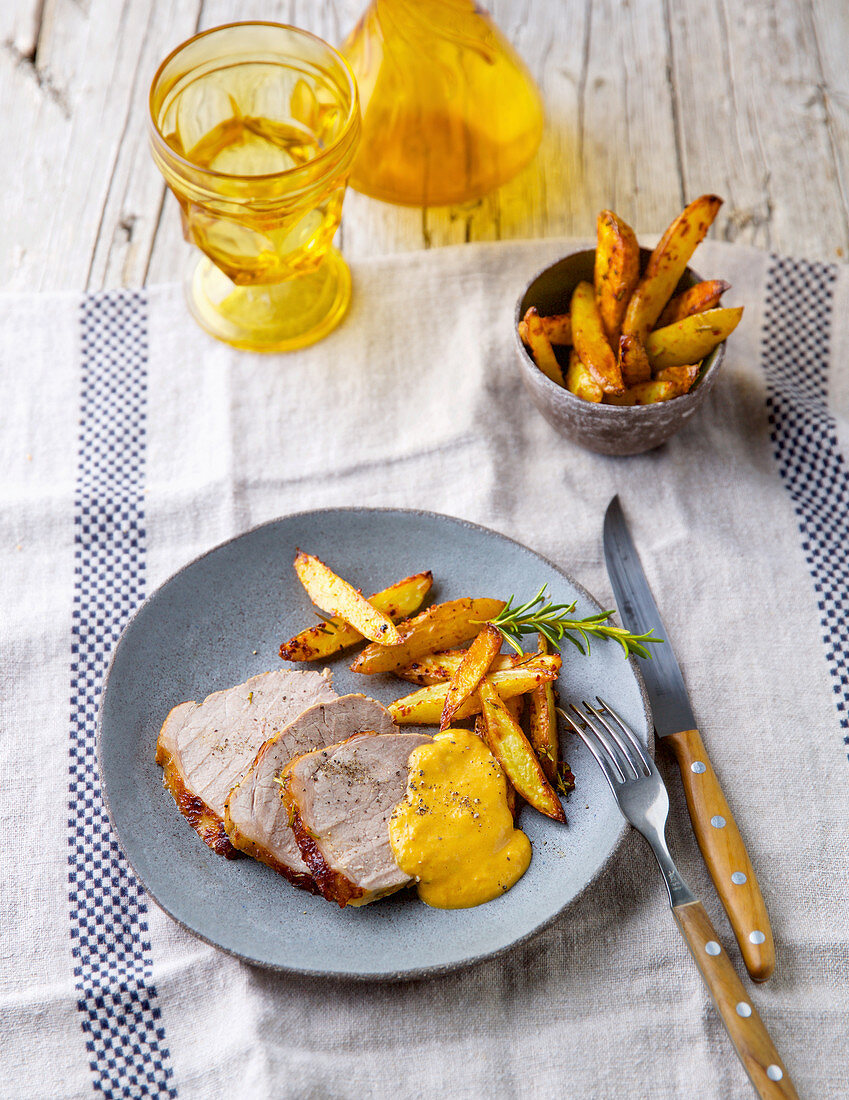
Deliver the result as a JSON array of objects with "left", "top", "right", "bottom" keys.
[
  {"left": 558, "top": 707, "right": 623, "bottom": 792},
  {"left": 582, "top": 700, "right": 643, "bottom": 778},
  {"left": 596, "top": 696, "right": 654, "bottom": 774}
]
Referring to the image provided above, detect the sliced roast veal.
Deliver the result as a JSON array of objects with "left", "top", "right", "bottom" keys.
[
  {"left": 156, "top": 668, "right": 336, "bottom": 857},
  {"left": 224, "top": 694, "right": 397, "bottom": 889},
  {"left": 282, "top": 732, "right": 432, "bottom": 907}
]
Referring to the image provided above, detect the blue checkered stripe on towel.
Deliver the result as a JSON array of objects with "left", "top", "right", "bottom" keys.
[
  {"left": 762, "top": 255, "right": 848, "bottom": 762},
  {"left": 69, "top": 292, "right": 176, "bottom": 1098}
]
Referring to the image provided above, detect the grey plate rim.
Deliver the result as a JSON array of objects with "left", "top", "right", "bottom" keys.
[{"left": 97, "top": 506, "right": 652, "bottom": 982}]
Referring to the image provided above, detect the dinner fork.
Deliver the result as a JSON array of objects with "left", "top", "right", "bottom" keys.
[{"left": 560, "top": 699, "right": 798, "bottom": 1100}]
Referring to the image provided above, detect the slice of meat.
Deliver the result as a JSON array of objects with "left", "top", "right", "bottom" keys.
[
  {"left": 224, "top": 695, "right": 397, "bottom": 891},
  {"left": 156, "top": 668, "right": 336, "bottom": 858},
  {"left": 282, "top": 732, "right": 432, "bottom": 907}
]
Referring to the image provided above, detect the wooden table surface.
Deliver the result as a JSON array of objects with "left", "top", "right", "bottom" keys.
[{"left": 3, "top": 0, "right": 849, "bottom": 293}]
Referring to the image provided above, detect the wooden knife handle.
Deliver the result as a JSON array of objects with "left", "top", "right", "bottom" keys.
[
  {"left": 666, "top": 728, "right": 775, "bottom": 982},
  {"left": 673, "top": 901, "right": 796, "bottom": 1098}
]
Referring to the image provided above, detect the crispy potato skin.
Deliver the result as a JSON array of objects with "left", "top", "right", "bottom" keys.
[
  {"left": 622, "top": 194, "right": 723, "bottom": 341},
  {"left": 617, "top": 334, "right": 652, "bottom": 386},
  {"left": 394, "top": 650, "right": 525, "bottom": 685},
  {"left": 280, "top": 571, "right": 433, "bottom": 661},
  {"left": 520, "top": 309, "right": 572, "bottom": 346},
  {"left": 521, "top": 307, "right": 565, "bottom": 386},
  {"left": 478, "top": 678, "right": 565, "bottom": 822},
  {"left": 571, "top": 281, "right": 625, "bottom": 394},
  {"left": 293, "top": 551, "right": 402, "bottom": 646},
  {"left": 605, "top": 380, "right": 678, "bottom": 406},
  {"left": 440, "top": 624, "right": 503, "bottom": 731},
  {"left": 594, "top": 210, "right": 640, "bottom": 345},
  {"left": 388, "top": 655, "right": 561, "bottom": 723},
  {"left": 654, "top": 363, "right": 701, "bottom": 392},
  {"left": 352, "top": 597, "right": 506, "bottom": 675},
  {"left": 565, "top": 348, "right": 604, "bottom": 403},
  {"left": 656, "top": 279, "right": 730, "bottom": 328},
  {"left": 645, "top": 306, "right": 743, "bottom": 370},
  {"left": 527, "top": 634, "right": 559, "bottom": 784}
]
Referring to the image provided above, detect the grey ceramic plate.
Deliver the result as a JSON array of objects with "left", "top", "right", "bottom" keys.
[{"left": 99, "top": 508, "right": 651, "bottom": 980}]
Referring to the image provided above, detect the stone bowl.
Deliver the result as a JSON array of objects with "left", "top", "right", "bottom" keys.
[{"left": 513, "top": 248, "right": 726, "bottom": 456}]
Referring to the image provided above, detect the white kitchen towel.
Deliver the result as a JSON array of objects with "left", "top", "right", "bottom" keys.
[{"left": 1, "top": 239, "right": 848, "bottom": 1100}]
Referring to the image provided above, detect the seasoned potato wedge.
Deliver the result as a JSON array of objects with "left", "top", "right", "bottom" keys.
[
  {"left": 520, "top": 309, "right": 572, "bottom": 346},
  {"left": 594, "top": 210, "right": 640, "bottom": 345},
  {"left": 566, "top": 349, "right": 604, "bottom": 403},
  {"left": 388, "top": 655, "right": 561, "bottom": 723},
  {"left": 605, "top": 380, "right": 678, "bottom": 406},
  {"left": 293, "top": 551, "right": 402, "bottom": 645},
  {"left": 656, "top": 280, "right": 730, "bottom": 328},
  {"left": 617, "top": 334, "right": 652, "bottom": 386},
  {"left": 521, "top": 307, "right": 565, "bottom": 386},
  {"left": 571, "top": 281, "right": 624, "bottom": 394},
  {"left": 527, "top": 634, "right": 559, "bottom": 783},
  {"left": 478, "top": 678, "right": 565, "bottom": 822},
  {"left": 395, "top": 650, "right": 526, "bottom": 685},
  {"left": 622, "top": 195, "right": 723, "bottom": 341},
  {"left": 646, "top": 307, "right": 743, "bottom": 370},
  {"left": 280, "top": 571, "right": 433, "bottom": 661},
  {"left": 653, "top": 363, "right": 701, "bottom": 393},
  {"left": 351, "top": 597, "right": 506, "bottom": 675},
  {"left": 440, "top": 624, "right": 503, "bottom": 731},
  {"left": 474, "top": 715, "right": 520, "bottom": 819}
]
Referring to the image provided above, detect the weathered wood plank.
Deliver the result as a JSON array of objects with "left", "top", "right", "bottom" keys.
[{"left": 3, "top": 0, "right": 849, "bottom": 294}]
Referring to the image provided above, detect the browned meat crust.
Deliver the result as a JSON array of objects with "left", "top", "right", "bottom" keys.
[
  {"left": 281, "top": 775, "right": 366, "bottom": 908},
  {"left": 224, "top": 805, "right": 320, "bottom": 895},
  {"left": 156, "top": 742, "right": 236, "bottom": 859}
]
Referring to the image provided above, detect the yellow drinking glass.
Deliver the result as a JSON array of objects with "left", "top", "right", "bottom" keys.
[{"left": 149, "top": 23, "right": 361, "bottom": 352}]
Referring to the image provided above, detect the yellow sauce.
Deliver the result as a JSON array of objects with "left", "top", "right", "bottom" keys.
[{"left": 388, "top": 728, "right": 532, "bottom": 908}]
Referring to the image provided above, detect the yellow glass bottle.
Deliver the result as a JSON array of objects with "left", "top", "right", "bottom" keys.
[{"left": 342, "top": 0, "right": 544, "bottom": 207}]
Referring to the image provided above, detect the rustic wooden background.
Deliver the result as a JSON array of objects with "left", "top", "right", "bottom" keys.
[{"left": 3, "top": 0, "right": 848, "bottom": 293}]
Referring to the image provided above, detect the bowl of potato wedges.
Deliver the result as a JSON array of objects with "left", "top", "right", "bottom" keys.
[{"left": 514, "top": 196, "right": 742, "bottom": 456}]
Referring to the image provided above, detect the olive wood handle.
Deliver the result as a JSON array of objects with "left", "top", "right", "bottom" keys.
[
  {"left": 673, "top": 900, "right": 797, "bottom": 1098},
  {"left": 666, "top": 728, "right": 775, "bottom": 982}
]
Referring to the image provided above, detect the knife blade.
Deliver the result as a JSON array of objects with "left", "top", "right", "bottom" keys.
[{"left": 603, "top": 495, "right": 775, "bottom": 983}]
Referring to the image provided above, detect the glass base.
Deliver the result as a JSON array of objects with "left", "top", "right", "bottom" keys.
[{"left": 185, "top": 248, "right": 352, "bottom": 353}]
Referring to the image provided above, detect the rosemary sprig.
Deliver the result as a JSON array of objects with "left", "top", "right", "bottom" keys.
[{"left": 487, "top": 584, "right": 662, "bottom": 659}]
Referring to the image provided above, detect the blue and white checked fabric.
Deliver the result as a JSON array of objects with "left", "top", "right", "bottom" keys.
[{"left": 1, "top": 240, "right": 848, "bottom": 1100}]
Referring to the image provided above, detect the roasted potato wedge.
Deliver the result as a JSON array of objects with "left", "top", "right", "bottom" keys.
[
  {"left": 474, "top": 715, "right": 520, "bottom": 819},
  {"left": 565, "top": 349, "right": 604, "bottom": 403},
  {"left": 395, "top": 650, "right": 527, "bottom": 685},
  {"left": 388, "top": 655, "right": 561, "bottom": 724},
  {"left": 478, "top": 678, "right": 565, "bottom": 822},
  {"left": 527, "top": 634, "right": 559, "bottom": 783},
  {"left": 653, "top": 363, "right": 701, "bottom": 393},
  {"left": 280, "top": 571, "right": 433, "bottom": 661},
  {"left": 594, "top": 210, "right": 640, "bottom": 345},
  {"left": 605, "top": 380, "right": 678, "bottom": 406},
  {"left": 656, "top": 280, "right": 730, "bottom": 328},
  {"left": 352, "top": 597, "right": 506, "bottom": 675},
  {"left": 622, "top": 195, "right": 723, "bottom": 341},
  {"left": 520, "top": 309, "right": 572, "bottom": 346},
  {"left": 521, "top": 307, "right": 565, "bottom": 386},
  {"left": 646, "top": 307, "right": 743, "bottom": 370},
  {"left": 617, "top": 334, "right": 652, "bottom": 386},
  {"left": 571, "top": 281, "right": 624, "bottom": 394},
  {"left": 440, "top": 624, "right": 503, "bottom": 731},
  {"left": 293, "top": 551, "right": 402, "bottom": 646}
]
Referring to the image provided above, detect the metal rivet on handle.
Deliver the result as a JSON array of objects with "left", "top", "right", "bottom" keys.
[
  {"left": 705, "top": 941, "right": 721, "bottom": 956},
  {"left": 749, "top": 930, "right": 766, "bottom": 945},
  {"left": 767, "top": 1066, "right": 783, "bottom": 1081},
  {"left": 736, "top": 1002, "right": 752, "bottom": 1018},
  {"left": 710, "top": 815, "right": 726, "bottom": 829},
  {"left": 731, "top": 872, "right": 747, "bottom": 885},
  {"left": 691, "top": 761, "right": 706, "bottom": 773}
]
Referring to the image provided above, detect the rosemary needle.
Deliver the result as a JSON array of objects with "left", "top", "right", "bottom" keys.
[{"left": 487, "top": 584, "right": 662, "bottom": 659}]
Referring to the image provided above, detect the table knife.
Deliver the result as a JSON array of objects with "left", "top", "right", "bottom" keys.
[{"left": 603, "top": 495, "right": 775, "bottom": 982}]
